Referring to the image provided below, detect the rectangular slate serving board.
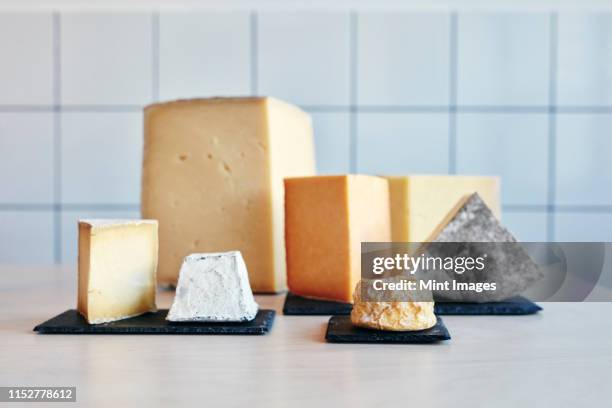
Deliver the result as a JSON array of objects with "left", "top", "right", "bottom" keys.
[
  {"left": 34, "top": 309, "right": 275, "bottom": 335},
  {"left": 283, "top": 292, "right": 352, "bottom": 315},
  {"left": 326, "top": 315, "right": 451, "bottom": 344},
  {"left": 434, "top": 297, "right": 542, "bottom": 315},
  {"left": 284, "top": 292, "right": 541, "bottom": 316}
]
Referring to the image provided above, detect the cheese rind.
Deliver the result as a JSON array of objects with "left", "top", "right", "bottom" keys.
[
  {"left": 350, "top": 279, "right": 437, "bottom": 331},
  {"left": 385, "top": 175, "right": 501, "bottom": 243},
  {"left": 284, "top": 175, "right": 391, "bottom": 303},
  {"left": 425, "top": 193, "right": 543, "bottom": 302},
  {"left": 167, "top": 251, "right": 258, "bottom": 322},
  {"left": 77, "top": 219, "right": 158, "bottom": 324},
  {"left": 142, "top": 97, "right": 315, "bottom": 292}
]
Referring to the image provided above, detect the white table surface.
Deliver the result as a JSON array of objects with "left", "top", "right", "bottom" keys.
[{"left": 1, "top": 266, "right": 611, "bottom": 408}]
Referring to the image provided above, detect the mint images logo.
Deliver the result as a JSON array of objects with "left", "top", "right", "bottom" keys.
[
  {"left": 365, "top": 250, "right": 498, "bottom": 300},
  {"left": 362, "top": 242, "right": 612, "bottom": 303},
  {"left": 367, "top": 276, "right": 497, "bottom": 294}
]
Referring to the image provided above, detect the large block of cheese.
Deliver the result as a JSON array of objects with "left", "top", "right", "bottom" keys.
[
  {"left": 142, "top": 97, "right": 315, "bottom": 292},
  {"left": 385, "top": 175, "right": 500, "bottom": 242},
  {"left": 77, "top": 219, "right": 158, "bottom": 324},
  {"left": 284, "top": 175, "right": 391, "bottom": 303}
]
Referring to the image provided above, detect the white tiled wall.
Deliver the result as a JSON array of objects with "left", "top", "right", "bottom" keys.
[
  {"left": 457, "top": 13, "right": 551, "bottom": 106},
  {"left": 455, "top": 113, "right": 549, "bottom": 205},
  {"left": 311, "top": 113, "right": 351, "bottom": 174},
  {"left": 158, "top": 12, "right": 252, "bottom": 99},
  {"left": 557, "top": 13, "right": 612, "bottom": 106},
  {"left": 503, "top": 212, "right": 549, "bottom": 242},
  {"left": 1, "top": 9, "right": 612, "bottom": 265},
  {"left": 60, "top": 112, "right": 143, "bottom": 205},
  {"left": 0, "top": 13, "right": 54, "bottom": 105},
  {"left": 0, "top": 211, "right": 55, "bottom": 263},
  {"left": 555, "top": 114, "right": 612, "bottom": 206},
  {"left": 0, "top": 113, "right": 54, "bottom": 204},
  {"left": 60, "top": 13, "right": 153, "bottom": 105},
  {"left": 357, "top": 13, "right": 450, "bottom": 106},
  {"left": 257, "top": 12, "right": 351, "bottom": 106},
  {"left": 356, "top": 113, "right": 450, "bottom": 174}
]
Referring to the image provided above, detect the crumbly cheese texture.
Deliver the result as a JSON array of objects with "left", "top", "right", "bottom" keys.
[
  {"left": 284, "top": 175, "right": 391, "bottom": 303},
  {"left": 142, "top": 97, "right": 315, "bottom": 292},
  {"left": 167, "top": 251, "right": 258, "bottom": 322},
  {"left": 350, "top": 279, "right": 437, "bottom": 331},
  {"left": 77, "top": 219, "right": 158, "bottom": 324},
  {"left": 385, "top": 175, "right": 501, "bottom": 242}
]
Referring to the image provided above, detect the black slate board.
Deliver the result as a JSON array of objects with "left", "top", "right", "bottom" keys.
[
  {"left": 326, "top": 315, "right": 450, "bottom": 344},
  {"left": 284, "top": 292, "right": 541, "bottom": 316},
  {"left": 434, "top": 297, "right": 542, "bottom": 315},
  {"left": 34, "top": 309, "right": 275, "bottom": 335},
  {"left": 283, "top": 292, "right": 352, "bottom": 315}
]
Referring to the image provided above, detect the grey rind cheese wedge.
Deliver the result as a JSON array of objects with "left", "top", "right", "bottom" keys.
[
  {"left": 423, "top": 193, "right": 543, "bottom": 302},
  {"left": 167, "top": 251, "right": 259, "bottom": 322}
]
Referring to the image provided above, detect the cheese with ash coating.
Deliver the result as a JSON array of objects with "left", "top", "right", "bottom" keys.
[
  {"left": 167, "top": 251, "right": 258, "bottom": 322},
  {"left": 424, "top": 193, "right": 543, "bottom": 302},
  {"left": 350, "top": 279, "right": 437, "bottom": 331}
]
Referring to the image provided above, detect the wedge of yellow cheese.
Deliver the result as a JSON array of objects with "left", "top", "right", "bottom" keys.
[
  {"left": 77, "top": 219, "right": 158, "bottom": 324},
  {"left": 385, "top": 175, "right": 501, "bottom": 242},
  {"left": 142, "top": 97, "right": 315, "bottom": 292},
  {"left": 284, "top": 175, "right": 391, "bottom": 303}
]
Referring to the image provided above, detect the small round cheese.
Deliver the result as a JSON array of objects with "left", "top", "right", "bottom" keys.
[{"left": 350, "top": 279, "right": 437, "bottom": 331}]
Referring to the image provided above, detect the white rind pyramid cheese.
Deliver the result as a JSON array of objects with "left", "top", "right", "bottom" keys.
[
  {"left": 77, "top": 219, "right": 158, "bottom": 324},
  {"left": 142, "top": 97, "right": 316, "bottom": 293},
  {"left": 167, "top": 251, "right": 259, "bottom": 322}
]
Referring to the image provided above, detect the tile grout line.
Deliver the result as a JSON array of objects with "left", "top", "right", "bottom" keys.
[
  {"left": 3, "top": 104, "right": 612, "bottom": 114},
  {"left": 250, "top": 11, "right": 258, "bottom": 96},
  {"left": 349, "top": 11, "right": 358, "bottom": 173},
  {"left": 0, "top": 204, "right": 140, "bottom": 211},
  {"left": 547, "top": 12, "right": 558, "bottom": 242},
  {"left": 52, "top": 11, "right": 62, "bottom": 264},
  {"left": 448, "top": 12, "right": 458, "bottom": 174},
  {"left": 3, "top": 203, "right": 612, "bottom": 213},
  {"left": 0, "top": 204, "right": 57, "bottom": 212},
  {"left": 151, "top": 11, "right": 160, "bottom": 102}
]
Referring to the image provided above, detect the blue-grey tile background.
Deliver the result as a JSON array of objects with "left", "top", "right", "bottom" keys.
[{"left": 1, "top": 9, "right": 611, "bottom": 265}]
